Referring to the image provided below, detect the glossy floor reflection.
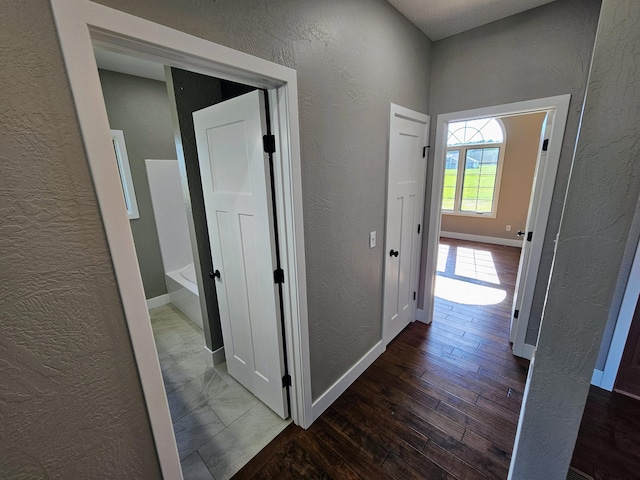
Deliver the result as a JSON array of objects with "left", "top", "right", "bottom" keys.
[{"left": 149, "top": 305, "right": 290, "bottom": 480}]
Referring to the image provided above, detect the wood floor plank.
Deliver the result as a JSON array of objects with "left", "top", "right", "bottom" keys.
[
  {"left": 321, "top": 402, "right": 392, "bottom": 462},
  {"left": 333, "top": 385, "right": 429, "bottom": 453},
  {"left": 390, "top": 405, "right": 508, "bottom": 480},
  {"left": 309, "top": 417, "right": 391, "bottom": 480},
  {"left": 233, "top": 424, "right": 301, "bottom": 480},
  {"left": 400, "top": 371, "right": 518, "bottom": 436},
  {"left": 423, "top": 440, "right": 493, "bottom": 480},
  {"left": 435, "top": 401, "right": 515, "bottom": 454},
  {"left": 381, "top": 441, "right": 456, "bottom": 480}
]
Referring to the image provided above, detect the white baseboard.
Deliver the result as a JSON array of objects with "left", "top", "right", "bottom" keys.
[
  {"left": 416, "top": 308, "right": 426, "bottom": 323},
  {"left": 521, "top": 343, "right": 536, "bottom": 360},
  {"left": 147, "top": 294, "right": 170, "bottom": 309},
  {"left": 591, "top": 369, "right": 604, "bottom": 388},
  {"left": 311, "top": 341, "right": 384, "bottom": 422},
  {"left": 440, "top": 231, "right": 522, "bottom": 248},
  {"left": 206, "top": 346, "right": 226, "bottom": 366}
]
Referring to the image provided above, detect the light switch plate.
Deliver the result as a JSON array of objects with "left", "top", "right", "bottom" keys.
[{"left": 369, "top": 231, "right": 376, "bottom": 248}]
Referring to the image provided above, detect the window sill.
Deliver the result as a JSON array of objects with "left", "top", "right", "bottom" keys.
[{"left": 441, "top": 210, "right": 497, "bottom": 219}]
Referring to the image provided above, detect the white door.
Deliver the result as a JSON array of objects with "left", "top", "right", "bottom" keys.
[
  {"left": 509, "top": 111, "right": 551, "bottom": 351},
  {"left": 193, "top": 90, "right": 288, "bottom": 419},
  {"left": 383, "top": 104, "right": 430, "bottom": 345}
]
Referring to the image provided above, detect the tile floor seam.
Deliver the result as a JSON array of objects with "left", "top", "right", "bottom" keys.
[{"left": 150, "top": 304, "right": 289, "bottom": 479}]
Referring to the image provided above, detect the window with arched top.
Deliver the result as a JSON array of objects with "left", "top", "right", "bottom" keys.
[{"left": 442, "top": 117, "right": 506, "bottom": 216}]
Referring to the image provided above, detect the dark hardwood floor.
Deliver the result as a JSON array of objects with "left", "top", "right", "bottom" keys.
[
  {"left": 235, "top": 238, "right": 640, "bottom": 479},
  {"left": 572, "top": 387, "right": 640, "bottom": 480}
]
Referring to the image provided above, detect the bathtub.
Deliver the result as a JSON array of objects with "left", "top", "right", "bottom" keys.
[{"left": 166, "top": 263, "right": 204, "bottom": 330}]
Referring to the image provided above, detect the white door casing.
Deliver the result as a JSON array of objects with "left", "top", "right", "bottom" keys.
[
  {"left": 383, "top": 104, "right": 430, "bottom": 346},
  {"left": 51, "top": 1, "right": 313, "bottom": 476},
  {"left": 193, "top": 90, "right": 288, "bottom": 419},
  {"left": 509, "top": 111, "right": 551, "bottom": 344}
]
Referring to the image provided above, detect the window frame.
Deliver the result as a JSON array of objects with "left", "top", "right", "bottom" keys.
[
  {"left": 441, "top": 118, "right": 506, "bottom": 218},
  {"left": 110, "top": 129, "right": 140, "bottom": 220}
]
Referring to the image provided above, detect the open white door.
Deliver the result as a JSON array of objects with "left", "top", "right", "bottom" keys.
[
  {"left": 510, "top": 113, "right": 550, "bottom": 342},
  {"left": 383, "top": 104, "right": 429, "bottom": 345},
  {"left": 510, "top": 111, "right": 556, "bottom": 359},
  {"left": 193, "top": 90, "right": 288, "bottom": 419}
]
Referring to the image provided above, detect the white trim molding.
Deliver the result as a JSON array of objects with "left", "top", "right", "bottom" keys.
[
  {"left": 311, "top": 341, "right": 385, "bottom": 422},
  {"left": 592, "top": 237, "right": 640, "bottom": 390},
  {"left": 416, "top": 308, "right": 426, "bottom": 323},
  {"left": 591, "top": 369, "right": 604, "bottom": 386},
  {"left": 50, "top": 1, "right": 312, "bottom": 477},
  {"left": 146, "top": 294, "right": 170, "bottom": 310},
  {"left": 205, "top": 346, "right": 226, "bottom": 366},
  {"left": 440, "top": 231, "right": 523, "bottom": 248},
  {"left": 520, "top": 343, "right": 536, "bottom": 361}
]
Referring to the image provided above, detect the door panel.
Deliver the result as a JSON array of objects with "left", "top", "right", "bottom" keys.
[
  {"left": 193, "top": 90, "right": 288, "bottom": 418},
  {"left": 615, "top": 295, "right": 640, "bottom": 400},
  {"left": 384, "top": 106, "right": 429, "bottom": 345},
  {"left": 510, "top": 112, "right": 550, "bottom": 345}
]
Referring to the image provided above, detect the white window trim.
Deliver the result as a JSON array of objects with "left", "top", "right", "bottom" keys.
[
  {"left": 441, "top": 119, "right": 506, "bottom": 219},
  {"left": 110, "top": 129, "right": 139, "bottom": 219}
]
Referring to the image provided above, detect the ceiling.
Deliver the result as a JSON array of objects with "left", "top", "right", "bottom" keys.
[{"left": 386, "top": 0, "right": 557, "bottom": 41}]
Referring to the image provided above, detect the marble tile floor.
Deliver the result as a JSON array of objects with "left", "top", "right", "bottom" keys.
[{"left": 149, "top": 305, "right": 291, "bottom": 480}]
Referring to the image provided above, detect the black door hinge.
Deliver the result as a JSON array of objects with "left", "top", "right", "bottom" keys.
[
  {"left": 542, "top": 139, "right": 549, "bottom": 151},
  {"left": 413, "top": 291, "right": 417, "bottom": 301},
  {"left": 274, "top": 268, "right": 285, "bottom": 284},
  {"left": 514, "top": 309, "right": 519, "bottom": 319},
  {"left": 263, "top": 134, "right": 276, "bottom": 154},
  {"left": 417, "top": 224, "right": 421, "bottom": 234},
  {"left": 527, "top": 231, "right": 533, "bottom": 242},
  {"left": 282, "top": 374, "right": 292, "bottom": 388},
  {"left": 423, "top": 146, "right": 430, "bottom": 158}
]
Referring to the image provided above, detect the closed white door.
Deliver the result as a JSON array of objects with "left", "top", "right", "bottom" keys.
[
  {"left": 509, "top": 111, "right": 551, "bottom": 349},
  {"left": 193, "top": 90, "right": 288, "bottom": 419},
  {"left": 383, "top": 105, "right": 430, "bottom": 345}
]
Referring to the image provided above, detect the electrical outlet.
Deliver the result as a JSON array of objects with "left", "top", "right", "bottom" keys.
[
  {"left": 369, "top": 231, "right": 376, "bottom": 248},
  {"left": 506, "top": 225, "right": 511, "bottom": 232}
]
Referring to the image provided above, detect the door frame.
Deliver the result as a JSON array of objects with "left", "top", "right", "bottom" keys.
[
  {"left": 592, "top": 236, "right": 640, "bottom": 390},
  {"left": 423, "top": 95, "right": 570, "bottom": 360},
  {"left": 50, "top": 1, "right": 312, "bottom": 478},
  {"left": 383, "top": 103, "right": 430, "bottom": 346}
]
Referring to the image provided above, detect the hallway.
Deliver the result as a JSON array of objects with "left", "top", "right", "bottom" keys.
[
  {"left": 234, "top": 239, "right": 640, "bottom": 479},
  {"left": 237, "top": 239, "right": 528, "bottom": 478}
]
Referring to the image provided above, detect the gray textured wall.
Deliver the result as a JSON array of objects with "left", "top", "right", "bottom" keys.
[
  {"left": 2, "top": 7, "right": 431, "bottom": 478},
  {"left": 91, "top": 0, "right": 432, "bottom": 399},
  {"left": 509, "top": 1, "right": 640, "bottom": 477},
  {"left": 99, "top": 69, "right": 178, "bottom": 300},
  {"left": 421, "top": 0, "right": 602, "bottom": 344},
  {"left": 0, "top": 2, "right": 160, "bottom": 478}
]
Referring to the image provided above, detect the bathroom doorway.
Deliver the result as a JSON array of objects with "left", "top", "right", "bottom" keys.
[{"left": 95, "top": 50, "right": 291, "bottom": 478}]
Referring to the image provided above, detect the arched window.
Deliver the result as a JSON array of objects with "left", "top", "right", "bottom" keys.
[{"left": 442, "top": 118, "right": 505, "bottom": 215}]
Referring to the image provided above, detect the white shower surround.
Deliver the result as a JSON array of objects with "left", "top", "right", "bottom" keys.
[{"left": 146, "top": 159, "right": 203, "bottom": 329}]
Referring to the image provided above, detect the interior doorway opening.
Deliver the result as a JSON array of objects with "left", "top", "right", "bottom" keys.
[
  {"left": 423, "top": 96, "right": 571, "bottom": 360},
  {"left": 435, "top": 110, "right": 545, "bottom": 359},
  {"left": 50, "top": 2, "right": 313, "bottom": 476},
  {"left": 94, "top": 48, "right": 292, "bottom": 478}
]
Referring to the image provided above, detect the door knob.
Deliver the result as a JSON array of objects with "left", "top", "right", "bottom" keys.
[
  {"left": 389, "top": 249, "right": 399, "bottom": 257},
  {"left": 517, "top": 230, "right": 526, "bottom": 237},
  {"left": 210, "top": 269, "right": 221, "bottom": 279}
]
